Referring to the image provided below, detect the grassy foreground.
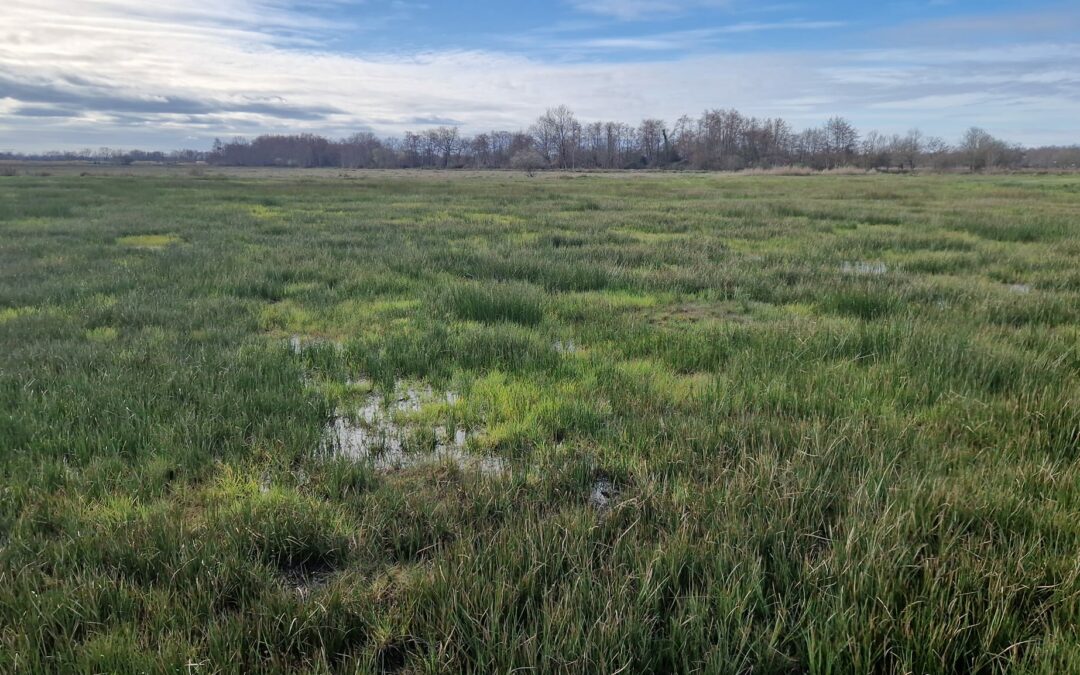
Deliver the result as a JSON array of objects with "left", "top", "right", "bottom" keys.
[{"left": 1, "top": 170, "right": 1079, "bottom": 673}]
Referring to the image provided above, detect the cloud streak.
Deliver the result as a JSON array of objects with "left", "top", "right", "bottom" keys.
[
  {"left": 502, "top": 21, "right": 846, "bottom": 53},
  {"left": 563, "top": 0, "right": 732, "bottom": 21}
]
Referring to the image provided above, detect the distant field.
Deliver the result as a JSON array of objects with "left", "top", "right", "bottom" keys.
[{"left": 2, "top": 171, "right": 1079, "bottom": 673}]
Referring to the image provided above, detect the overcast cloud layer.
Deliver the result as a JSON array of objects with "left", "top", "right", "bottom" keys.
[{"left": 1, "top": 0, "right": 1078, "bottom": 151}]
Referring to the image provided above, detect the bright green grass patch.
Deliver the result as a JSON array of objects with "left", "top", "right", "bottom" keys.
[
  {"left": 85, "top": 326, "right": 119, "bottom": 342},
  {"left": 0, "top": 305, "right": 39, "bottom": 323},
  {"left": 116, "top": 233, "right": 183, "bottom": 249},
  {"left": 260, "top": 300, "right": 319, "bottom": 335},
  {"left": 261, "top": 297, "right": 421, "bottom": 340},
  {"left": 248, "top": 204, "right": 283, "bottom": 219}
]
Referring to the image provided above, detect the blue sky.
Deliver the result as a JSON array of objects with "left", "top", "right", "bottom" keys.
[
  {"left": 1, "top": 0, "right": 1078, "bottom": 150},
  {"left": 325, "top": 1, "right": 1068, "bottom": 57}
]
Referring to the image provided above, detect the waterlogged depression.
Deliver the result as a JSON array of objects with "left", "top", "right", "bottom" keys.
[
  {"left": 287, "top": 337, "right": 621, "bottom": 504},
  {"left": 290, "top": 335, "right": 343, "bottom": 354},
  {"left": 287, "top": 336, "right": 505, "bottom": 473},
  {"left": 321, "top": 382, "right": 506, "bottom": 474},
  {"left": 589, "top": 477, "right": 618, "bottom": 511},
  {"left": 841, "top": 261, "right": 888, "bottom": 275}
]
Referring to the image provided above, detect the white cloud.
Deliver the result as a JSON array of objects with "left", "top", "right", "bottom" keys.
[{"left": 0, "top": 0, "right": 1078, "bottom": 149}]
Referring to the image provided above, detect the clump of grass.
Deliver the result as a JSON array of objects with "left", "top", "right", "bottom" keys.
[
  {"left": 214, "top": 484, "right": 353, "bottom": 572},
  {"left": 821, "top": 286, "right": 902, "bottom": 319},
  {"left": 434, "top": 280, "right": 546, "bottom": 325}
]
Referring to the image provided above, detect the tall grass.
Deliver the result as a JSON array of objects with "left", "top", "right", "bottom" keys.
[{"left": 434, "top": 279, "right": 547, "bottom": 325}]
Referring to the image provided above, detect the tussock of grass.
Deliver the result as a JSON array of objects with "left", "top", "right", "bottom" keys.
[
  {"left": 822, "top": 286, "right": 903, "bottom": 319},
  {"left": 435, "top": 280, "right": 546, "bottom": 325}
]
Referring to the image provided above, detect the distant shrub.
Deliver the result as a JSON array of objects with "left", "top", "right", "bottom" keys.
[{"left": 510, "top": 150, "right": 546, "bottom": 177}]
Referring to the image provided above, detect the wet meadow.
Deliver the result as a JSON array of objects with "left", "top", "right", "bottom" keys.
[{"left": 1, "top": 169, "right": 1079, "bottom": 672}]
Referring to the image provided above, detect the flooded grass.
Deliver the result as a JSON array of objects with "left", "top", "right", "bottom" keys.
[
  {"left": 288, "top": 333, "right": 343, "bottom": 354},
  {"left": 319, "top": 382, "right": 505, "bottom": 474},
  {"left": 553, "top": 338, "right": 578, "bottom": 354},
  {"left": 841, "top": 260, "right": 889, "bottom": 275},
  {"left": 3, "top": 171, "right": 1080, "bottom": 672},
  {"left": 588, "top": 476, "right": 619, "bottom": 511}
]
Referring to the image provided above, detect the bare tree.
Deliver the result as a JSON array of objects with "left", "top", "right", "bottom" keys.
[
  {"left": 532, "top": 106, "right": 580, "bottom": 169},
  {"left": 195, "top": 106, "right": 1039, "bottom": 174},
  {"left": 824, "top": 117, "right": 859, "bottom": 168},
  {"left": 638, "top": 118, "right": 666, "bottom": 166},
  {"left": 426, "top": 127, "right": 460, "bottom": 168},
  {"left": 961, "top": 127, "right": 999, "bottom": 171},
  {"left": 860, "top": 131, "right": 892, "bottom": 170},
  {"left": 895, "top": 129, "right": 923, "bottom": 170}
]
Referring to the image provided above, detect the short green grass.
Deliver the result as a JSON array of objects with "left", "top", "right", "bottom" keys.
[
  {"left": 1, "top": 171, "right": 1079, "bottom": 673},
  {"left": 115, "top": 233, "right": 183, "bottom": 249}
]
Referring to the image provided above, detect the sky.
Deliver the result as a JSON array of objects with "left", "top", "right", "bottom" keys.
[{"left": 1, "top": 0, "right": 1078, "bottom": 151}]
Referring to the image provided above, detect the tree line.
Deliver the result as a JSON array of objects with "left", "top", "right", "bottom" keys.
[{"left": 5, "top": 106, "right": 1079, "bottom": 171}]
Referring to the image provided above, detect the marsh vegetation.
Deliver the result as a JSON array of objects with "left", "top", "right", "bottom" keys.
[{"left": 1, "top": 171, "right": 1079, "bottom": 673}]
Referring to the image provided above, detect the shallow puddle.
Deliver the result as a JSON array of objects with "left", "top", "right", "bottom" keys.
[
  {"left": 280, "top": 561, "right": 335, "bottom": 600},
  {"left": 554, "top": 339, "right": 577, "bottom": 354},
  {"left": 322, "top": 384, "right": 505, "bottom": 474},
  {"left": 589, "top": 477, "right": 618, "bottom": 510},
  {"left": 841, "top": 261, "right": 888, "bottom": 275},
  {"left": 289, "top": 335, "right": 343, "bottom": 354}
]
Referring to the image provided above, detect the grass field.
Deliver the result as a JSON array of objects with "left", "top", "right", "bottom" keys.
[{"left": 2, "top": 170, "right": 1079, "bottom": 673}]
